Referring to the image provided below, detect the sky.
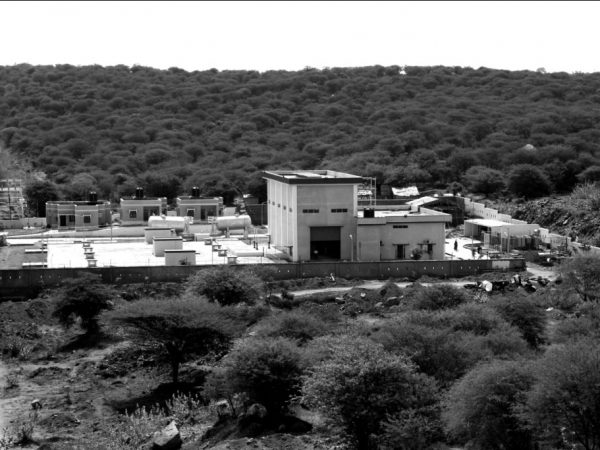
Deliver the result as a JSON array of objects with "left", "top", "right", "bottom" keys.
[{"left": 1, "top": 1, "right": 599, "bottom": 74}]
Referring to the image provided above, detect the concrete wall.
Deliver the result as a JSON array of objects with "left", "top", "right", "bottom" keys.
[{"left": 0, "top": 259, "right": 526, "bottom": 299}]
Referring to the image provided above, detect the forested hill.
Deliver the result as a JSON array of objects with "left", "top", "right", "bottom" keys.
[{"left": 2, "top": 64, "right": 600, "bottom": 205}]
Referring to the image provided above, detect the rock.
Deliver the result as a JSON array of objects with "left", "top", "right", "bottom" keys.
[
  {"left": 31, "top": 399, "right": 43, "bottom": 410},
  {"left": 152, "top": 421, "right": 182, "bottom": 450},
  {"left": 375, "top": 302, "right": 383, "bottom": 308},
  {"left": 245, "top": 403, "right": 268, "bottom": 420}
]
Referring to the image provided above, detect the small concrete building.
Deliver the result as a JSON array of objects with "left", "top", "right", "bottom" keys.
[
  {"left": 176, "top": 187, "right": 222, "bottom": 222},
  {"left": 120, "top": 188, "right": 167, "bottom": 225},
  {"left": 357, "top": 207, "right": 451, "bottom": 261},
  {"left": 46, "top": 193, "right": 111, "bottom": 229}
]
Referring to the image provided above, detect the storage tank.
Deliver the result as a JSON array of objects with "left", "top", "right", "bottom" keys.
[
  {"left": 148, "top": 215, "right": 191, "bottom": 232},
  {"left": 215, "top": 215, "right": 252, "bottom": 231}
]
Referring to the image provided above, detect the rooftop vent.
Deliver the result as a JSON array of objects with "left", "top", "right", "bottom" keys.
[
  {"left": 191, "top": 186, "right": 200, "bottom": 198},
  {"left": 88, "top": 191, "right": 97, "bottom": 203}
]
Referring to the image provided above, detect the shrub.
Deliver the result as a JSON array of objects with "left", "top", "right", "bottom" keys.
[
  {"left": 207, "top": 337, "right": 306, "bottom": 416},
  {"left": 254, "top": 310, "right": 330, "bottom": 344},
  {"left": 411, "top": 284, "right": 471, "bottom": 311},
  {"left": 491, "top": 296, "right": 547, "bottom": 348},
  {"left": 302, "top": 338, "right": 439, "bottom": 450},
  {"left": 184, "top": 266, "right": 261, "bottom": 306},
  {"left": 507, "top": 164, "right": 551, "bottom": 198},
  {"left": 443, "top": 359, "right": 535, "bottom": 450},
  {"left": 524, "top": 338, "right": 600, "bottom": 449}
]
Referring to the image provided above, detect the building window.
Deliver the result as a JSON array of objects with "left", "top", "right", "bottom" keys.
[
  {"left": 289, "top": 208, "right": 292, "bottom": 213},
  {"left": 283, "top": 205, "right": 286, "bottom": 210},
  {"left": 186, "top": 209, "right": 195, "bottom": 217},
  {"left": 278, "top": 203, "right": 281, "bottom": 208},
  {"left": 83, "top": 215, "right": 91, "bottom": 224},
  {"left": 331, "top": 208, "right": 348, "bottom": 213},
  {"left": 68, "top": 215, "right": 75, "bottom": 223},
  {"left": 393, "top": 225, "right": 408, "bottom": 229},
  {"left": 302, "top": 209, "right": 319, "bottom": 213},
  {"left": 129, "top": 210, "right": 137, "bottom": 219}
]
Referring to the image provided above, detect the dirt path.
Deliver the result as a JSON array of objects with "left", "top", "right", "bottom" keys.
[{"left": 291, "top": 280, "right": 473, "bottom": 297}]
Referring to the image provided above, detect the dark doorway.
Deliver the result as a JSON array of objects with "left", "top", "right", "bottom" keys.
[
  {"left": 143, "top": 207, "right": 160, "bottom": 221},
  {"left": 59, "top": 215, "right": 67, "bottom": 227},
  {"left": 310, "top": 226, "right": 341, "bottom": 260}
]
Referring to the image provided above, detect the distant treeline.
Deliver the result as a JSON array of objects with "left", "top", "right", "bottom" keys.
[{"left": 2, "top": 64, "right": 600, "bottom": 206}]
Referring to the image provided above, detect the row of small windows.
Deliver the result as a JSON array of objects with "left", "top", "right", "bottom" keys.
[
  {"left": 302, "top": 209, "right": 320, "bottom": 213},
  {"left": 393, "top": 225, "right": 408, "bottom": 229},
  {"left": 331, "top": 208, "right": 348, "bottom": 213}
]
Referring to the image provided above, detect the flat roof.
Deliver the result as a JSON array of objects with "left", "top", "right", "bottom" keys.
[
  {"left": 47, "top": 200, "right": 110, "bottom": 206},
  {"left": 263, "top": 170, "right": 364, "bottom": 185},
  {"left": 359, "top": 208, "right": 449, "bottom": 218},
  {"left": 466, "top": 218, "right": 513, "bottom": 228}
]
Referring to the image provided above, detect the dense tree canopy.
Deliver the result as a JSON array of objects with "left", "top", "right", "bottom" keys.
[{"left": 1, "top": 64, "right": 600, "bottom": 204}]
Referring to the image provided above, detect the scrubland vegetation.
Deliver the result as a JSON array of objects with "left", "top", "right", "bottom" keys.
[
  {"left": 2, "top": 64, "right": 600, "bottom": 210},
  {"left": 0, "top": 259, "right": 599, "bottom": 449}
]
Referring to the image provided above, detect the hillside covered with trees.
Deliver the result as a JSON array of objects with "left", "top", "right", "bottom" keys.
[{"left": 2, "top": 64, "right": 600, "bottom": 206}]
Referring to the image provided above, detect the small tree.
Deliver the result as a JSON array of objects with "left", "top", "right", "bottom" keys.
[
  {"left": 463, "top": 165, "right": 506, "bottom": 195},
  {"left": 184, "top": 266, "right": 261, "bottom": 305},
  {"left": 24, "top": 179, "right": 60, "bottom": 217},
  {"left": 106, "top": 298, "right": 247, "bottom": 384},
  {"left": 207, "top": 337, "right": 305, "bottom": 416},
  {"left": 302, "top": 338, "right": 439, "bottom": 450},
  {"left": 443, "top": 359, "right": 535, "bottom": 450},
  {"left": 52, "top": 272, "right": 115, "bottom": 335},
  {"left": 507, "top": 164, "right": 551, "bottom": 198},
  {"left": 524, "top": 338, "right": 600, "bottom": 450},
  {"left": 254, "top": 310, "right": 329, "bottom": 345}
]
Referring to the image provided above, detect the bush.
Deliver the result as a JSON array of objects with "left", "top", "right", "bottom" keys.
[
  {"left": 507, "top": 164, "right": 551, "bottom": 198},
  {"left": 184, "top": 266, "right": 261, "bottom": 306},
  {"left": 254, "top": 310, "right": 330, "bottom": 344},
  {"left": 410, "top": 284, "right": 471, "bottom": 311},
  {"left": 443, "top": 359, "right": 535, "bottom": 450},
  {"left": 207, "top": 337, "right": 306, "bottom": 416},
  {"left": 463, "top": 165, "right": 506, "bottom": 195},
  {"left": 524, "top": 338, "right": 600, "bottom": 449},
  {"left": 302, "top": 337, "right": 439, "bottom": 450},
  {"left": 491, "top": 296, "right": 547, "bottom": 348}
]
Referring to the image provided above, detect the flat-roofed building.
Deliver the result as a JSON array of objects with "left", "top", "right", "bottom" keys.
[
  {"left": 263, "top": 170, "right": 452, "bottom": 262},
  {"left": 356, "top": 207, "right": 451, "bottom": 261},
  {"left": 120, "top": 187, "right": 167, "bottom": 225},
  {"left": 263, "top": 170, "right": 364, "bottom": 262},
  {"left": 46, "top": 192, "right": 111, "bottom": 229},
  {"left": 176, "top": 187, "right": 222, "bottom": 222}
]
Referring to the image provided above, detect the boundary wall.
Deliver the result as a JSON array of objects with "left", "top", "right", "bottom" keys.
[{"left": 0, "top": 259, "right": 525, "bottom": 299}]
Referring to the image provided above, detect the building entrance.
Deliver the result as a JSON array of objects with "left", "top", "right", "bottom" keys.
[{"left": 310, "top": 226, "right": 341, "bottom": 260}]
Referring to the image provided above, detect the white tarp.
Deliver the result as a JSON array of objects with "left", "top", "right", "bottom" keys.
[{"left": 392, "top": 186, "right": 419, "bottom": 197}]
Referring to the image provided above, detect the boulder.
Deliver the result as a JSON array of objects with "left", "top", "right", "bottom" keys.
[{"left": 152, "top": 421, "right": 182, "bottom": 450}]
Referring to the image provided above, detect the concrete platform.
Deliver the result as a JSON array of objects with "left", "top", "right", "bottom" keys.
[{"left": 45, "top": 236, "right": 282, "bottom": 268}]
